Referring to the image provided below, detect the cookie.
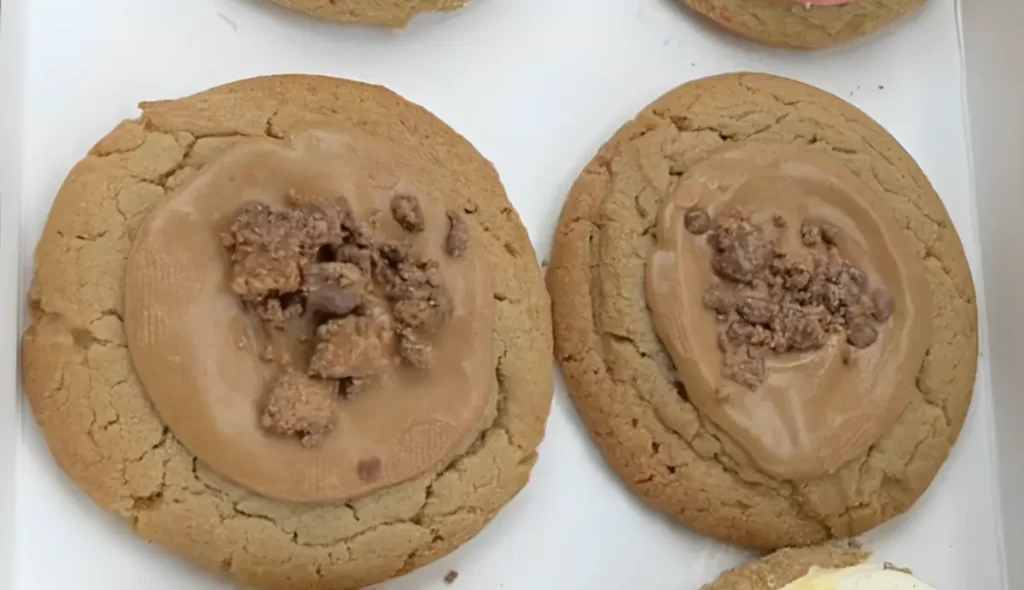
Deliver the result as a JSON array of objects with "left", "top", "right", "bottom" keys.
[
  {"left": 678, "top": 0, "right": 927, "bottom": 49},
  {"left": 703, "top": 544, "right": 934, "bottom": 589},
  {"left": 22, "top": 75, "right": 553, "bottom": 589},
  {"left": 703, "top": 543, "right": 866, "bottom": 589},
  {"left": 270, "top": 0, "right": 471, "bottom": 27},
  {"left": 548, "top": 72, "right": 977, "bottom": 550}
]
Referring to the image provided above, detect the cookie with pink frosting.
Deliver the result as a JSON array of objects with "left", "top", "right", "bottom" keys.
[{"left": 677, "top": 0, "right": 927, "bottom": 49}]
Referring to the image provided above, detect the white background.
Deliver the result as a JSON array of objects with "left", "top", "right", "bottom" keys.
[{"left": 2, "top": 0, "right": 1011, "bottom": 588}]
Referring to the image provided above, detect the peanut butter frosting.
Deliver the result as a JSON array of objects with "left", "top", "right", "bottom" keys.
[
  {"left": 646, "top": 143, "right": 932, "bottom": 480},
  {"left": 124, "top": 129, "right": 495, "bottom": 503}
]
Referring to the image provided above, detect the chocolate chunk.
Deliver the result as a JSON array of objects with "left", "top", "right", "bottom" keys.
[
  {"left": 392, "top": 289, "right": 452, "bottom": 332},
  {"left": 684, "top": 208, "right": 711, "bottom": 235},
  {"left": 724, "top": 348, "right": 765, "bottom": 390},
  {"left": 399, "top": 329, "right": 435, "bottom": 369},
  {"left": 800, "top": 221, "right": 822, "bottom": 247},
  {"left": 709, "top": 215, "right": 773, "bottom": 283},
  {"left": 847, "top": 316, "right": 879, "bottom": 348},
  {"left": 335, "top": 244, "right": 372, "bottom": 275},
  {"left": 772, "top": 305, "right": 828, "bottom": 352},
  {"left": 309, "top": 312, "right": 394, "bottom": 379},
  {"left": 261, "top": 371, "right": 338, "bottom": 447},
  {"left": 307, "top": 261, "right": 363, "bottom": 288},
  {"left": 872, "top": 288, "right": 894, "bottom": 322},
  {"left": 737, "top": 296, "right": 776, "bottom": 325},
  {"left": 445, "top": 211, "right": 469, "bottom": 258},
  {"left": 390, "top": 194, "right": 425, "bottom": 233},
  {"left": 702, "top": 284, "right": 736, "bottom": 314},
  {"left": 307, "top": 284, "right": 360, "bottom": 317},
  {"left": 821, "top": 222, "right": 841, "bottom": 245},
  {"left": 223, "top": 199, "right": 350, "bottom": 323},
  {"left": 784, "top": 259, "right": 813, "bottom": 290},
  {"left": 847, "top": 266, "right": 869, "bottom": 291}
]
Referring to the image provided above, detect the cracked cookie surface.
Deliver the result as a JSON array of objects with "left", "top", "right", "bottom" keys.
[
  {"left": 678, "top": 0, "right": 927, "bottom": 49},
  {"left": 547, "top": 73, "right": 976, "bottom": 550},
  {"left": 21, "top": 74, "right": 553, "bottom": 590},
  {"left": 702, "top": 543, "right": 866, "bottom": 589},
  {"left": 270, "top": 0, "right": 471, "bottom": 27}
]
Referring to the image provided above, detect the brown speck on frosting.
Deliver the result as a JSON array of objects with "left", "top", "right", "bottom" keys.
[
  {"left": 356, "top": 457, "right": 382, "bottom": 482},
  {"left": 445, "top": 211, "right": 469, "bottom": 258},
  {"left": 684, "top": 208, "right": 711, "bottom": 235},
  {"left": 390, "top": 193, "right": 425, "bottom": 233}
]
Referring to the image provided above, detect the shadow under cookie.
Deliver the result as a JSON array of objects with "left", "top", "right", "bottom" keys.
[
  {"left": 21, "top": 74, "right": 553, "bottom": 590},
  {"left": 547, "top": 72, "right": 977, "bottom": 550}
]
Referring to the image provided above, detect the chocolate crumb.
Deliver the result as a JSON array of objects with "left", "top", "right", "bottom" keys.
[
  {"left": 224, "top": 192, "right": 460, "bottom": 447},
  {"left": 445, "top": 211, "right": 469, "bottom": 258},
  {"left": 821, "top": 222, "right": 841, "bottom": 245},
  {"left": 724, "top": 347, "right": 765, "bottom": 390},
  {"left": 310, "top": 311, "right": 394, "bottom": 379},
  {"left": 871, "top": 287, "right": 894, "bottom": 322},
  {"left": 800, "top": 221, "right": 822, "bottom": 247},
  {"left": 390, "top": 194, "right": 425, "bottom": 233},
  {"left": 703, "top": 285, "right": 736, "bottom": 315},
  {"left": 846, "top": 316, "right": 878, "bottom": 348},
  {"left": 703, "top": 212, "right": 893, "bottom": 389},
  {"left": 262, "top": 371, "right": 338, "bottom": 447},
  {"left": 307, "top": 284, "right": 361, "bottom": 318},
  {"left": 772, "top": 214, "right": 788, "bottom": 228},
  {"left": 709, "top": 214, "right": 773, "bottom": 283},
  {"left": 392, "top": 290, "right": 452, "bottom": 332},
  {"left": 684, "top": 208, "right": 711, "bottom": 235},
  {"left": 444, "top": 570, "right": 459, "bottom": 585},
  {"left": 737, "top": 296, "right": 776, "bottom": 325},
  {"left": 398, "top": 329, "right": 436, "bottom": 369}
]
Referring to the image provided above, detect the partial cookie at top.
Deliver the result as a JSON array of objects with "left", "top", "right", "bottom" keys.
[
  {"left": 22, "top": 75, "right": 553, "bottom": 590},
  {"left": 677, "top": 0, "right": 927, "bottom": 49},
  {"left": 269, "top": 0, "right": 472, "bottom": 27},
  {"left": 548, "top": 73, "right": 977, "bottom": 550}
]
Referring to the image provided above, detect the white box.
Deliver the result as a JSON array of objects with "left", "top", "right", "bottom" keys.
[{"left": 1, "top": 0, "right": 1015, "bottom": 588}]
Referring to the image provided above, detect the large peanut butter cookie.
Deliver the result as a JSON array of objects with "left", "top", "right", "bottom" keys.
[
  {"left": 22, "top": 75, "right": 553, "bottom": 589},
  {"left": 548, "top": 73, "right": 977, "bottom": 550},
  {"left": 679, "top": 0, "right": 927, "bottom": 49},
  {"left": 270, "top": 0, "right": 470, "bottom": 27}
]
